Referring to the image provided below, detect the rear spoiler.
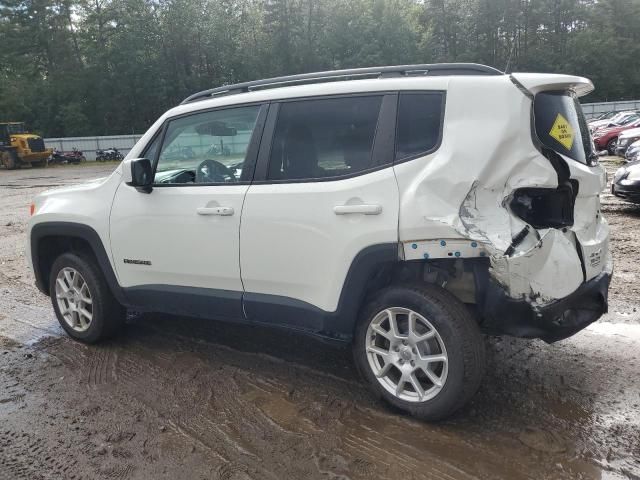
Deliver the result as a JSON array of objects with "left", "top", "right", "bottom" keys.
[{"left": 510, "top": 73, "right": 594, "bottom": 98}]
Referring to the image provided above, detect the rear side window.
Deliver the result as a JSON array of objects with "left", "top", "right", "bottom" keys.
[
  {"left": 534, "top": 91, "right": 595, "bottom": 165},
  {"left": 395, "top": 92, "right": 444, "bottom": 161},
  {"left": 267, "top": 96, "right": 383, "bottom": 181}
]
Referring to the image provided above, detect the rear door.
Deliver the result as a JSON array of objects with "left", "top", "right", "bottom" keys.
[{"left": 240, "top": 94, "right": 399, "bottom": 331}]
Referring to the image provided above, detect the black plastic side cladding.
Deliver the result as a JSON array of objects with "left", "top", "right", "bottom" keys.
[
  {"left": 30, "top": 222, "right": 128, "bottom": 305},
  {"left": 243, "top": 243, "right": 399, "bottom": 341}
]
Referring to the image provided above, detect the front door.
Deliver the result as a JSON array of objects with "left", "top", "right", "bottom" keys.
[{"left": 109, "top": 103, "right": 266, "bottom": 319}]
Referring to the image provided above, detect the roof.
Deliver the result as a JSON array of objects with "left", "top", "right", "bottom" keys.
[{"left": 181, "top": 63, "right": 503, "bottom": 105}]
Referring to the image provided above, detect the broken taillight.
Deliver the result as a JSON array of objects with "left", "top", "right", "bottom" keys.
[{"left": 509, "top": 182, "right": 577, "bottom": 229}]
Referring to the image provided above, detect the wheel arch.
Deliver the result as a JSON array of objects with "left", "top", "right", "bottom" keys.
[{"left": 30, "top": 222, "right": 127, "bottom": 304}]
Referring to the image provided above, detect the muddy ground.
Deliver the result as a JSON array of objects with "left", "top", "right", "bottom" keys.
[{"left": 0, "top": 160, "right": 639, "bottom": 480}]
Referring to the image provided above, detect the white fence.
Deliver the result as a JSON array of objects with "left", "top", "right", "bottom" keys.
[
  {"left": 43, "top": 134, "right": 143, "bottom": 161},
  {"left": 581, "top": 100, "right": 640, "bottom": 119},
  {"left": 43, "top": 132, "right": 252, "bottom": 161}
]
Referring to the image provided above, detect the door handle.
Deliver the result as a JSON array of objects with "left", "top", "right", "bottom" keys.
[
  {"left": 196, "top": 206, "right": 234, "bottom": 216},
  {"left": 333, "top": 204, "right": 382, "bottom": 215}
]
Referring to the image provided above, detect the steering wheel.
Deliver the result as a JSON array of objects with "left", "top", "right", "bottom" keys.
[{"left": 196, "top": 159, "right": 237, "bottom": 183}]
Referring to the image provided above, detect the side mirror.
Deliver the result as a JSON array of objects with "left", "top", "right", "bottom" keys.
[{"left": 124, "top": 158, "right": 153, "bottom": 193}]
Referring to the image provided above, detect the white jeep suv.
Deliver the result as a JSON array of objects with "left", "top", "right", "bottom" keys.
[{"left": 27, "top": 64, "right": 612, "bottom": 420}]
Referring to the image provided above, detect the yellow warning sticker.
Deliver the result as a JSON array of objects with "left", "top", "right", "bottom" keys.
[{"left": 549, "top": 113, "right": 575, "bottom": 150}]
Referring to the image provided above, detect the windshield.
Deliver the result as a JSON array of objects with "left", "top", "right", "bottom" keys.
[
  {"left": 619, "top": 115, "right": 640, "bottom": 126},
  {"left": 609, "top": 112, "right": 637, "bottom": 124},
  {"left": 6, "top": 123, "right": 26, "bottom": 134},
  {"left": 596, "top": 111, "right": 615, "bottom": 120},
  {"left": 534, "top": 91, "right": 596, "bottom": 165}
]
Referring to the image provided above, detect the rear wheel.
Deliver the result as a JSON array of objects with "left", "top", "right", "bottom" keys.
[
  {"left": 49, "top": 252, "right": 125, "bottom": 343},
  {"left": 607, "top": 137, "right": 618, "bottom": 155},
  {"left": 353, "top": 283, "right": 485, "bottom": 421}
]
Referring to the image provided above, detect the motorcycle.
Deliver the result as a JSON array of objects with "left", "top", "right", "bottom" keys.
[
  {"left": 96, "top": 147, "right": 124, "bottom": 162},
  {"left": 49, "top": 148, "right": 86, "bottom": 165}
]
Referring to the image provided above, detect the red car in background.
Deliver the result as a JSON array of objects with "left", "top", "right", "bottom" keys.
[{"left": 593, "top": 118, "right": 640, "bottom": 154}]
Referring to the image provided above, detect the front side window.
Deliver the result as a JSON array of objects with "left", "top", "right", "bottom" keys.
[
  {"left": 395, "top": 92, "right": 444, "bottom": 161},
  {"left": 154, "top": 105, "right": 261, "bottom": 184},
  {"left": 268, "top": 96, "right": 383, "bottom": 181},
  {"left": 534, "top": 91, "right": 596, "bottom": 165}
]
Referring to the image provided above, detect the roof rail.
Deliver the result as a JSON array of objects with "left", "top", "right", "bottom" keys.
[{"left": 180, "top": 63, "right": 503, "bottom": 104}]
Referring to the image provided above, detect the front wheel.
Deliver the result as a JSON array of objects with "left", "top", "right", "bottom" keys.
[
  {"left": 49, "top": 253, "right": 125, "bottom": 343},
  {"left": 607, "top": 137, "right": 618, "bottom": 155},
  {"left": 1, "top": 150, "right": 18, "bottom": 169},
  {"left": 353, "top": 284, "right": 485, "bottom": 421}
]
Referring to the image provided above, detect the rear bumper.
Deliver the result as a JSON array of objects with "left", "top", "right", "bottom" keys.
[
  {"left": 479, "top": 258, "right": 612, "bottom": 343},
  {"left": 612, "top": 181, "right": 640, "bottom": 203}
]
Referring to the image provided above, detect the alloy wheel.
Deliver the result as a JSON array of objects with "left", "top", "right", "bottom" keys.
[
  {"left": 365, "top": 307, "right": 448, "bottom": 402},
  {"left": 55, "top": 267, "right": 93, "bottom": 332}
]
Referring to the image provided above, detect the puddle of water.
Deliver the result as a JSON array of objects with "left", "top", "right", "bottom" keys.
[{"left": 586, "top": 322, "right": 640, "bottom": 340}]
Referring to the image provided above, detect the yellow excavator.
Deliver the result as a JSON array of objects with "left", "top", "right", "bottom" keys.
[{"left": 0, "top": 122, "right": 52, "bottom": 169}]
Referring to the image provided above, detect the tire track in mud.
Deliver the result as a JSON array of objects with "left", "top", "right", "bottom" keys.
[
  {"left": 42, "top": 327, "right": 482, "bottom": 480},
  {"left": 242, "top": 372, "right": 479, "bottom": 480},
  {"left": 109, "top": 337, "right": 282, "bottom": 478},
  {"left": 31, "top": 326, "right": 540, "bottom": 479},
  {"left": 35, "top": 336, "right": 119, "bottom": 389},
  {"left": 0, "top": 430, "right": 80, "bottom": 480},
  {"left": 0, "top": 382, "right": 26, "bottom": 406},
  {"left": 43, "top": 330, "right": 324, "bottom": 479},
  {"left": 86, "top": 344, "right": 118, "bottom": 389},
  {"left": 99, "top": 463, "right": 136, "bottom": 480}
]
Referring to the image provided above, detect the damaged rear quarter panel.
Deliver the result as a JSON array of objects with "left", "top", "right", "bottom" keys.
[{"left": 395, "top": 75, "right": 600, "bottom": 305}]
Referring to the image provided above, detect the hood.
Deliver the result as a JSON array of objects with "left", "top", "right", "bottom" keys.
[
  {"left": 36, "top": 177, "right": 109, "bottom": 199},
  {"left": 619, "top": 127, "right": 640, "bottom": 139},
  {"left": 595, "top": 124, "right": 638, "bottom": 136}
]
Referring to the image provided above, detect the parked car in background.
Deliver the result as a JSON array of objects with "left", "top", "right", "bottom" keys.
[
  {"left": 589, "top": 111, "right": 639, "bottom": 133},
  {"left": 625, "top": 140, "right": 640, "bottom": 162},
  {"left": 592, "top": 118, "right": 640, "bottom": 154},
  {"left": 612, "top": 161, "right": 640, "bottom": 203},
  {"left": 615, "top": 127, "right": 640, "bottom": 156},
  {"left": 591, "top": 110, "right": 619, "bottom": 122}
]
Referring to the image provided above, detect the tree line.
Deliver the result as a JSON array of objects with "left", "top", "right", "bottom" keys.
[{"left": 1, "top": 0, "right": 639, "bottom": 137}]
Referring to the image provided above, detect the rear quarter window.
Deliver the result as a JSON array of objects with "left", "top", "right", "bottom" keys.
[
  {"left": 395, "top": 92, "right": 444, "bottom": 161},
  {"left": 534, "top": 91, "right": 595, "bottom": 165}
]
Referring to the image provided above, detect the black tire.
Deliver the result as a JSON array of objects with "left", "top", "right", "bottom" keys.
[
  {"left": 2, "top": 150, "right": 18, "bottom": 170},
  {"left": 49, "top": 252, "right": 125, "bottom": 343},
  {"left": 607, "top": 138, "right": 617, "bottom": 155},
  {"left": 353, "top": 283, "right": 485, "bottom": 421}
]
